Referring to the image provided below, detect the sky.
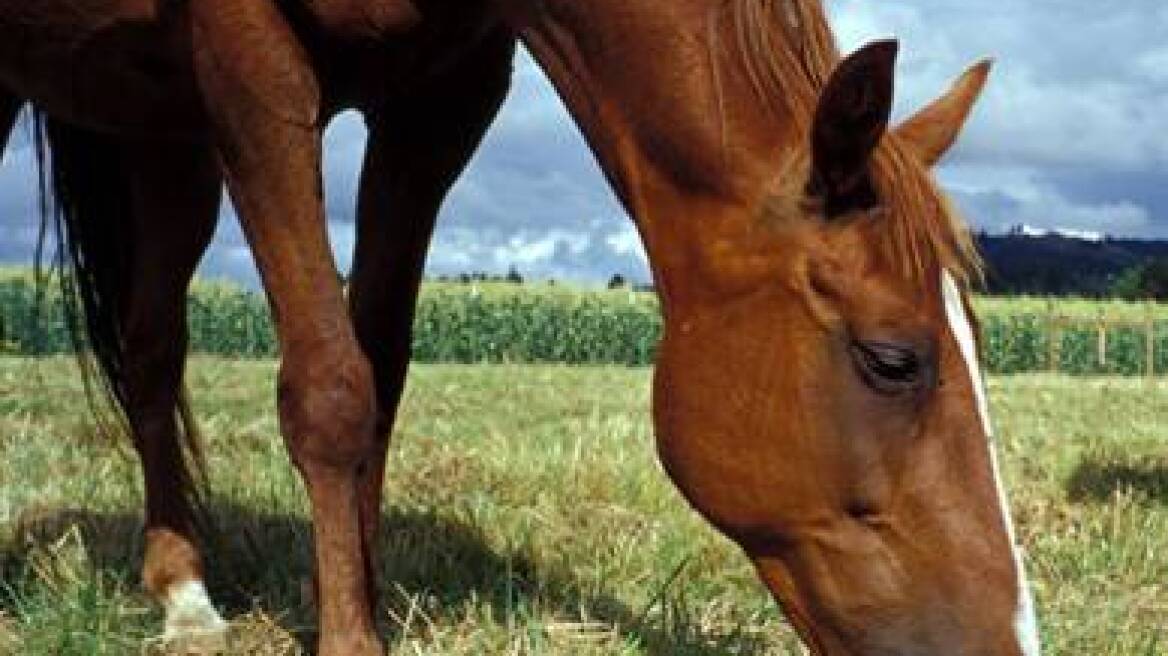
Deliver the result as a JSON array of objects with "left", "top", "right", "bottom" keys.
[{"left": 0, "top": 1, "right": 1164, "bottom": 287}]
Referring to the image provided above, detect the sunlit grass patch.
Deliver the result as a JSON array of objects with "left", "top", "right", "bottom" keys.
[{"left": 0, "top": 358, "right": 1164, "bottom": 654}]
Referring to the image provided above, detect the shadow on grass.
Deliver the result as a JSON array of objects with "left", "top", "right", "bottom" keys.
[
  {"left": 1067, "top": 458, "right": 1168, "bottom": 504},
  {"left": 1, "top": 501, "right": 769, "bottom": 655}
]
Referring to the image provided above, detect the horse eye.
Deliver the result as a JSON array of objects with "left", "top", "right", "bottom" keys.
[{"left": 852, "top": 340, "right": 922, "bottom": 393}]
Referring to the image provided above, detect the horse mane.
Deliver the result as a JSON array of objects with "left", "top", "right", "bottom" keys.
[{"left": 717, "top": 0, "right": 982, "bottom": 287}]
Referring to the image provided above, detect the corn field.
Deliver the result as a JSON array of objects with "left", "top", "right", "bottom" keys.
[{"left": 1, "top": 269, "right": 1165, "bottom": 375}]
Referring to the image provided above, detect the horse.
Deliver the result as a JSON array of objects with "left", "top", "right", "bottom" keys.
[{"left": 0, "top": 0, "right": 1040, "bottom": 654}]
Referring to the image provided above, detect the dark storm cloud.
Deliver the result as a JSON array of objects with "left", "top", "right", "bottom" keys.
[
  {"left": 832, "top": 2, "right": 1167, "bottom": 238},
  {"left": 0, "top": 1, "right": 1163, "bottom": 285},
  {"left": 948, "top": 188, "right": 1023, "bottom": 235},
  {"left": 1039, "top": 169, "right": 1168, "bottom": 233}
]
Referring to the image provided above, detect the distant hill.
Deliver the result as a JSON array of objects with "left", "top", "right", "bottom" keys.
[{"left": 976, "top": 233, "right": 1168, "bottom": 296}]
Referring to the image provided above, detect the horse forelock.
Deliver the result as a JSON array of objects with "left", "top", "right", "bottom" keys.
[
  {"left": 869, "top": 138, "right": 984, "bottom": 289},
  {"left": 714, "top": 0, "right": 982, "bottom": 291}
]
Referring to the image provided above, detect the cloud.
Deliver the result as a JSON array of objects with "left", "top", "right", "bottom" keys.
[
  {"left": 406, "top": 50, "right": 636, "bottom": 282},
  {"left": 831, "top": 1, "right": 1167, "bottom": 239}
]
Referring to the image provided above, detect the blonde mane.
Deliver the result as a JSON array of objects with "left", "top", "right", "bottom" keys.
[{"left": 718, "top": 0, "right": 982, "bottom": 286}]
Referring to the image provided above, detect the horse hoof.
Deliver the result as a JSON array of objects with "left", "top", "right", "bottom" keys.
[{"left": 160, "top": 581, "right": 229, "bottom": 654}]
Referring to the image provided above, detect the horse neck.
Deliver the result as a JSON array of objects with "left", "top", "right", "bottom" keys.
[{"left": 501, "top": 0, "right": 814, "bottom": 311}]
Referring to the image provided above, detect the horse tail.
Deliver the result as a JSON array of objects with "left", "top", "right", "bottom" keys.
[{"left": 31, "top": 110, "right": 208, "bottom": 512}]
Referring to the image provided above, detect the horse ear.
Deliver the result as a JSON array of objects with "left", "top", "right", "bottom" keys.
[
  {"left": 894, "top": 60, "right": 992, "bottom": 167},
  {"left": 808, "top": 39, "right": 897, "bottom": 219}
]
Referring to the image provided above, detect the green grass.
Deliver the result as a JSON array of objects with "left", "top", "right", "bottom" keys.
[
  {"left": 0, "top": 358, "right": 1165, "bottom": 654},
  {"left": 974, "top": 295, "right": 1167, "bottom": 321}
]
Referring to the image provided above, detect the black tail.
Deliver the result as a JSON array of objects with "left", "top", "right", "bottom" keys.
[{"left": 32, "top": 110, "right": 208, "bottom": 513}]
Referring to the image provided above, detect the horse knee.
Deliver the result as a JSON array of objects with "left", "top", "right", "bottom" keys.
[{"left": 278, "top": 351, "right": 378, "bottom": 472}]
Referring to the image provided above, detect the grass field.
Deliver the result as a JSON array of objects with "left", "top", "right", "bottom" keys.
[
  {"left": 0, "top": 357, "right": 1165, "bottom": 655},
  {"left": 974, "top": 295, "right": 1167, "bottom": 321}
]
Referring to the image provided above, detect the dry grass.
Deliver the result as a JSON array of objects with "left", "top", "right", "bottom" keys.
[{"left": 0, "top": 357, "right": 1165, "bottom": 655}]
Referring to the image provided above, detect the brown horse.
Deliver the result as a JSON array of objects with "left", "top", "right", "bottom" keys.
[{"left": 1, "top": 0, "right": 1040, "bottom": 654}]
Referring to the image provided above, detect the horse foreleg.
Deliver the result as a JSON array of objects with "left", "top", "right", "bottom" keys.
[
  {"left": 120, "top": 138, "right": 224, "bottom": 651},
  {"left": 348, "top": 31, "right": 515, "bottom": 603},
  {"left": 192, "top": 3, "right": 382, "bottom": 654}
]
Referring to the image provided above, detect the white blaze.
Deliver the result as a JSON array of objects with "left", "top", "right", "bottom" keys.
[{"left": 941, "top": 271, "right": 1041, "bottom": 656}]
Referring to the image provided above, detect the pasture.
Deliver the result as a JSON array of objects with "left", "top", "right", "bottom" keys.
[{"left": 0, "top": 357, "right": 1164, "bottom": 655}]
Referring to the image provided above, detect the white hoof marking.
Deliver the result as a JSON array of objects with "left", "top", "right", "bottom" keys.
[{"left": 161, "top": 580, "right": 228, "bottom": 654}]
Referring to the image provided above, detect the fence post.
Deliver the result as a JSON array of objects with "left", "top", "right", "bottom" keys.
[
  {"left": 1146, "top": 303, "right": 1156, "bottom": 380},
  {"left": 1046, "top": 299, "right": 1060, "bottom": 374},
  {"left": 1096, "top": 308, "right": 1107, "bottom": 372}
]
